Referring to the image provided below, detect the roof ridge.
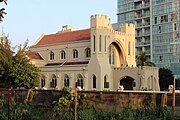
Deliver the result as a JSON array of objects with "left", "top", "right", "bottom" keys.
[{"left": 45, "top": 28, "right": 90, "bottom": 36}]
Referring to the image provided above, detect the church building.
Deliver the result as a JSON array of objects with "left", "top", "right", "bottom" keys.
[{"left": 28, "top": 14, "right": 160, "bottom": 91}]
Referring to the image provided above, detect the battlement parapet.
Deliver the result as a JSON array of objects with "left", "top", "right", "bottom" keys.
[
  {"left": 114, "top": 66, "right": 158, "bottom": 71},
  {"left": 120, "top": 23, "right": 135, "bottom": 28},
  {"left": 91, "top": 14, "right": 110, "bottom": 28},
  {"left": 91, "top": 14, "right": 109, "bottom": 20}
]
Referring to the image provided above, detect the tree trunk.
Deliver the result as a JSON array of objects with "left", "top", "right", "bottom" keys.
[{"left": 24, "top": 89, "right": 31, "bottom": 104}]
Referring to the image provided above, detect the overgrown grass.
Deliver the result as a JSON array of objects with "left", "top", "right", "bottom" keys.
[
  {"left": 51, "top": 103, "right": 172, "bottom": 120},
  {"left": 0, "top": 100, "right": 177, "bottom": 120}
]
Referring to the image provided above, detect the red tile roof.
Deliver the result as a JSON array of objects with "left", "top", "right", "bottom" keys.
[
  {"left": 26, "top": 51, "right": 43, "bottom": 60},
  {"left": 35, "top": 29, "right": 90, "bottom": 46}
]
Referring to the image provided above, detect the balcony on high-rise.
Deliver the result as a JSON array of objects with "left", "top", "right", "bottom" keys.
[
  {"left": 134, "top": 0, "right": 141, "bottom": 2},
  {"left": 136, "top": 22, "right": 142, "bottom": 28},
  {"left": 143, "top": 31, "right": 150, "bottom": 36},
  {"left": 142, "top": 10, "right": 150, "bottom": 17},
  {"left": 136, "top": 31, "right": 142, "bottom": 37},
  {"left": 144, "top": 2, "right": 150, "bottom": 8},
  {"left": 134, "top": 4, "right": 142, "bottom": 10},
  {"left": 143, "top": 22, "right": 150, "bottom": 26},
  {"left": 135, "top": 13, "right": 142, "bottom": 19}
]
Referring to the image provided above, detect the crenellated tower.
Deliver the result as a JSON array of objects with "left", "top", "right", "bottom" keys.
[
  {"left": 88, "top": 14, "right": 117, "bottom": 91},
  {"left": 88, "top": 14, "right": 136, "bottom": 91},
  {"left": 120, "top": 23, "right": 136, "bottom": 67}
]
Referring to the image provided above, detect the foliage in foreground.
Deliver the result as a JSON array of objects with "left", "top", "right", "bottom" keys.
[
  {"left": 1, "top": 95, "right": 172, "bottom": 120},
  {"left": 0, "top": 37, "right": 40, "bottom": 89},
  {"left": 51, "top": 103, "right": 172, "bottom": 120},
  {"left": 0, "top": 102, "right": 173, "bottom": 120}
]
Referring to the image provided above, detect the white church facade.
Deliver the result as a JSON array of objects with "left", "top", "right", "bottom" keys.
[{"left": 28, "top": 14, "right": 160, "bottom": 91}]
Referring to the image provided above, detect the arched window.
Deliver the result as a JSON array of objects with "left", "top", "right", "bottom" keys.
[
  {"left": 128, "top": 41, "right": 131, "bottom": 55},
  {"left": 73, "top": 49, "right": 78, "bottom": 58},
  {"left": 104, "top": 76, "right": 109, "bottom": 88},
  {"left": 109, "top": 44, "right": 115, "bottom": 65},
  {"left": 60, "top": 50, "right": 66, "bottom": 59},
  {"left": 64, "top": 74, "right": 69, "bottom": 87},
  {"left": 105, "top": 36, "right": 107, "bottom": 52},
  {"left": 93, "top": 35, "right": 96, "bottom": 52},
  {"left": 76, "top": 74, "right": 83, "bottom": 89},
  {"left": 99, "top": 35, "right": 102, "bottom": 51},
  {"left": 93, "top": 75, "right": 96, "bottom": 88},
  {"left": 85, "top": 48, "right": 91, "bottom": 58},
  {"left": 133, "top": 42, "right": 134, "bottom": 56},
  {"left": 50, "top": 74, "right": 57, "bottom": 88},
  {"left": 41, "top": 75, "right": 46, "bottom": 88},
  {"left": 50, "top": 51, "right": 54, "bottom": 60}
]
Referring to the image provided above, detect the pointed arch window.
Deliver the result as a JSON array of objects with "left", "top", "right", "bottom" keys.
[
  {"left": 60, "top": 50, "right": 66, "bottom": 59},
  {"left": 73, "top": 49, "right": 78, "bottom": 58},
  {"left": 99, "top": 35, "right": 102, "bottom": 51},
  {"left": 109, "top": 45, "right": 115, "bottom": 65},
  {"left": 104, "top": 76, "right": 109, "bottom": 88},
  {"left": 128, "top": 41, "right": 131, "bottom": 55},
  {"left": 93, "top": 75, "right": 96, "bottom": 88},
  {"left": 105, "top": 36, "right": 107, "bottom": 52},
  {"left": 85, "top": 48, "right": 91, "bottom": 58},
  {"left": 64, "top": 74, "right": 69, "bottom": 87},
  {"left": 93, "top": 35, "right": 96, "bottom": 52},
  {"left": 50, "top": 51, "right": 54, "bottom": 60},
  {"left": 76, "top": 74, "right": 83, "bottom": 89},
  {"left": 50, "top": 74, "right": 57, "bottom": 88},
  {"left": 41, "top": 75, "right": 46, "bottom": 88},
  {"left": 133, "top": 42, "right": 134, "bottom": 56}
]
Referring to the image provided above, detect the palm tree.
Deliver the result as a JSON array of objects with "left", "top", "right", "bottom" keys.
[{"left": 136, "top": 51, "right": 155, "bottom": 67}]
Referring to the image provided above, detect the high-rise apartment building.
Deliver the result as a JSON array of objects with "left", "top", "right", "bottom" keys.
[{"left": 117, "top": 0, "right": 180, "bottom": 79}]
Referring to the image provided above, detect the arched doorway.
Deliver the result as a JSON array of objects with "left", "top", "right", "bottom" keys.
[{"left": 120, "top": 76, "right": 135, "bottom": 90}]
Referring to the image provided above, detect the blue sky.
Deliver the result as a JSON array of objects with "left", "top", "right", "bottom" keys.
[{"left": 1, "top": 1, "right": 117, "bottom": 46}]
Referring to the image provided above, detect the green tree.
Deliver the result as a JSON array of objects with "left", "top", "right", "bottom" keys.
[
  {"left": 13, "top": 41, "right": 30, "bottom": 65},
  {"left": 12, "top": 63, "right": 40, "bottom": 103},
  {"left": 12, "top": 41, "right": 40, "bottom": 103},
  {"left": 0, "top": 37, "right": 40, "bottom": 93},
  {"left": 0, "top": 36, "right": 13, "bottom": 87},
  {"left": 52, "top": 87, "right": 86, "bottom": 118},
  {"left": 12, "top": 63, "right": 40, "bottom": 89},
  {"left": 136, "top": 51, "right": 155, "bottom": 67},
  {"left": 0, "top": 0, "right": 7, "bottom": 22},
  {"left": 159, "top": 68, "right": 173, "bottom": 91}
]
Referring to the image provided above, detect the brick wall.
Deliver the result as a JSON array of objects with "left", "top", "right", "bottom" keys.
[{"left": 0, "top": 89, "right": 180, "bottom": 109}]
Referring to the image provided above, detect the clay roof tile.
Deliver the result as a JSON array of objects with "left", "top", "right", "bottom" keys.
[
  {"left": 35, "top": 29, "right": 90, "bottom": 46},
  {"left": 26, "top": 52, "right": 43, "bottom": 60}
]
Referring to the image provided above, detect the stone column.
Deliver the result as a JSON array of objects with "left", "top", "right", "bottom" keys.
[
  {"left": 44, "top": 74, "right": 49, "bottom": 89},
  {"left": 83, "top": 74, "right": 88, "bottom": 90},
  {"left": 56, "top": 73, "right": 61, "bottom": 90},
  {"left": 69, "top": 73, "right": 74, "bottom": 88}
]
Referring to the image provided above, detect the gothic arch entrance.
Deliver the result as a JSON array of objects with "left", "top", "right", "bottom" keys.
[{"left": 120, "top": 76, "right": 135, "bottom": 90}]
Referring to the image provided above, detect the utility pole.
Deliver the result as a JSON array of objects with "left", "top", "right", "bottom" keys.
[
  {"left": 172, "top": 76, "right": 176, "bottom": 120},
  {"left": 74, "top": 83, "right": 77, "bottom": 120}
]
